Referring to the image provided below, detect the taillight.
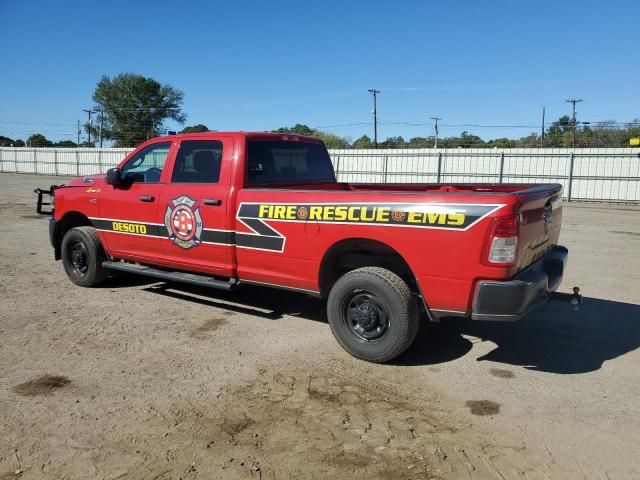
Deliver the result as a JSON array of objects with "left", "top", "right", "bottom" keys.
[{"left": 482, "top": 215, "right": 519, "bottom": 266}]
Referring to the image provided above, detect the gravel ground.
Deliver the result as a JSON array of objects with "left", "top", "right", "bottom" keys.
[{"left": 1, "top": 173, "right": 639, "bottom": 480}]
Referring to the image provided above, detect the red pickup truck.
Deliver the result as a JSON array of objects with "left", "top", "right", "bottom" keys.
[{"left": 37, "top": 132, "right": 569, "bottom": 362}]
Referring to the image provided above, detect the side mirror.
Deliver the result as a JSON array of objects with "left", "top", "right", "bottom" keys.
[{"left": 106, "top": 167, "right": 122, "bottom": 185}]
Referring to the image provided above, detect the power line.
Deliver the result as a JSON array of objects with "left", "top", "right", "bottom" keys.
[
  {"left": 383, "top": 121, "right": 540, "bottom": 128},
  {"left": 310, "top": 122, "right": 371, "bottom": 129},
  {"left": 2, "top": 115, "right": 638, "bottom": 132},
  {"left": 0, "top": 119, "right": 77, "bottom": 126}
]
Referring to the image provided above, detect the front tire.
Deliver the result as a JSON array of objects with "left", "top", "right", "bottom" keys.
[
  {"left": 61, "top": 226, "right": 108, "bottom": 287},
  {"left": 327, "top": 267, "right": 419, "bottom": 363}
]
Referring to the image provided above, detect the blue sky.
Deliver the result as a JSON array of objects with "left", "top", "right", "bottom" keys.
[{"left": 1, "top": 0, "right": 638, "bottom": 143}]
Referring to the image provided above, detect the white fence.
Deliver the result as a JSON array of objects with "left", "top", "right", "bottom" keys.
[
  {"left": 0, "top": 148, "right": 131, "bottom": 177},
  {"left": 331, "top": 148, "right": 640, "bottom": 202},
  {"left": 1, "top": 146, "right": 639, "bottom": 203}
]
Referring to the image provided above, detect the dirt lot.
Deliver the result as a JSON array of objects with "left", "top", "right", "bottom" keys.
[{"left": 1, "top": 173, "right": 639, "bottom": 480}]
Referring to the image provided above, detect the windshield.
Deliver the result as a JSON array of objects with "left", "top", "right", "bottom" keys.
[{"left": 247, "top": 140, "right": 335, "bottom": 185}]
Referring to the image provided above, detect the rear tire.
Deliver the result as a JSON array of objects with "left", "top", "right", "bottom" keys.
[
  {"left": 61, "top": 226, "right": 108, "bottom": 287},
  {"left": 327, "top": 267, "right": 419, "bottom": 363}
]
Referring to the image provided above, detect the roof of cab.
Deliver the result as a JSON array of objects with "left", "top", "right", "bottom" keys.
[{"left": 155, "top": 131, "right": 324, "bottom": 143}]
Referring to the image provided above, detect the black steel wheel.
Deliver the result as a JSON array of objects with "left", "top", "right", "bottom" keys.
[
  {"left": 344, "top": 290, "right": 389, "bottom": 342},
  {"left": 327, "top": 267, "right": 419, "bottom": 363},
  {"left": 61, "top": 226, "right": 108, "bottom": 287},
  {"left": 69, "top": 240, "right": 89, "bottom": 276}
]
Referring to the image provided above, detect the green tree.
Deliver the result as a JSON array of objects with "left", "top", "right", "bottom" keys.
[
  {"left": 274, "top": 124, "right": 349, "bottom": 148},
  {"left": 437, "top": 131, "right": 484, "bottom": 148},
  {"left": 180, "top": 124, "right": 209, "bottom": 133},
  {"left": 26, "top": 133, "right": 53, "bottom": 147},
  {"left": 275, "top": 124, "right": 315, "bottom": 136},
  {"left": 458, "top": 131, "right": 484, "bottom": 147},
  {"left": 0, "top": 135, "right": 18, "bottom": 146},
  {"left": 379, "top": 136, "right": 406, "bottom": 148},
  {"left": 513, "top": 133, "right": 540, "bottom": 148},
  {"left": 352, "top": 135, "right": 374, "bottom": 148},
  {"left": 90, "top": 73, "right": 186, "bottom": 147},
  {"left": 407, "top": 137, "right": 432, "bottom": 148},
  {"left": 543, "top": 116, "right": 572, "bottom": 147},
  {"left": 319, "top": 132, "right": 350, "bottom": 148},
  {"left": 54, "top": 140, "right": 78, "bottom": 147},
  {"left": 271, "top": 117, "right": 640, "bottom": 149},
  {"left": 622, "top": 119, "right": 640, "bottom": 146},
  {"left": 486, "top": 137, "right": 516, "bottom": 148}
]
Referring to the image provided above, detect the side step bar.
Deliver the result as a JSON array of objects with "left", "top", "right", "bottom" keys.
[{"left": 102, "top": 261, "right": 238, "bottom": 291}]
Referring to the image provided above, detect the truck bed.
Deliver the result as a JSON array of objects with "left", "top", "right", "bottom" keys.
[{"left": 251, "top": 182, "right": 559, "bottom": 196}]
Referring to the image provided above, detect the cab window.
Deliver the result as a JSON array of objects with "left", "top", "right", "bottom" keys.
[
  {"left": 247, "top": 140, "right": 334, "bottom": 185},
  {"left": 171, "top": 140, "right": 223, "bottom": 183},
  {"left": 121, "top": 142, "right": 171, "bottom": 183}
]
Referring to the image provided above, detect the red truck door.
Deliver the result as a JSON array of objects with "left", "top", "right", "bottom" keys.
[
  {"left": 157, "top": 137, "right": 235, "bottom": 276},
  {"left": 96, "top": 141, "right": 175, "bottom": 261}
]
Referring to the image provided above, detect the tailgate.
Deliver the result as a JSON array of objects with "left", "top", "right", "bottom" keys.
[{"left": 514, "top": 185, "right": 563, "bottom": 272}]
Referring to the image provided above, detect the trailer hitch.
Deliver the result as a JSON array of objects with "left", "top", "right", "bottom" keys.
[{"left": 550, "top": 287, "right": 582, "bottom": 311}]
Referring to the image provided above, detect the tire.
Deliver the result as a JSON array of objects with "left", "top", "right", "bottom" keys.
[
  {"left": 327, "top": 267, "right": 420, "bottom": 363},
  {"left": 61, "top": 226, "right": 108, "bottom": 287}
]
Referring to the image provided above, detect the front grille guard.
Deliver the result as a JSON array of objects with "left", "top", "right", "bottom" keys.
[{"left": 34, "top": 185, "right": 61, "bottom": 215}]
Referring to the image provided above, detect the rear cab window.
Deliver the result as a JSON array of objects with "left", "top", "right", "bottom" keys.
[{"left": 246, "top": 140, "right": 335, "bottom": 186}]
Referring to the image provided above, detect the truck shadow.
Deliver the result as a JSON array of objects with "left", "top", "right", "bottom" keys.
[
  {"left": 403, "top": 296, "right": 640, "bottom": 374},
  {"left": 141, "top": 282, "right": 328, "bottom": 322},
  {"left": 140, "top": 281, "right": 639, "bottom": 374},
  {"left": 142, "top": 281, "right": 473, "bottom": 364}
]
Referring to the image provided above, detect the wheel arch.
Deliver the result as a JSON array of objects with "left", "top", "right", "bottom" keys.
[
  {"left": 53, "top": 211, "right": 94, "bottom": 260},
  {"left": 317, "top": 237, "right": 433, "bottom": 320}
]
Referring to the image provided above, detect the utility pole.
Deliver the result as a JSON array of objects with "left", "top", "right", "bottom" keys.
[
  {"left": 83, "top": 109, "right": 93, "bottom": 146},
  {"left": 565, "top": 98, "right": 583, "bottom": 149},
  {"left": 367, "top": 88, "right": 380, "bottom": 147},
  {"left": 430, "top": 117, "right": 441, "bottom": 149},
  {"left": 98, "top": 109, "right": 104, "bottom": 148},
  {"left": 77, "top": 120, "right": 81, "bottom": 146},
  {"left": 540, "top": 107, "right": 545, "bottom": 147}
]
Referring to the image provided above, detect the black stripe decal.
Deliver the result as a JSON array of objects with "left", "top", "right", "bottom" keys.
[
  {"left": 240, "top": 217, "right": 281, "bottom": 237},
  {"left": 236, "top": 206, "right": 287, "bottom": 252},
  {"left": 201, "top": 230, "right": 235, "bottom": 245},
  {"left": 235, "top": 233, "right": 285, "bottom": 252}
]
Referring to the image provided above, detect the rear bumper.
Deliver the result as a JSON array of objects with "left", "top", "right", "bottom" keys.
[{"left": 471, "top": 246, "right": 568, "bottom": 321}]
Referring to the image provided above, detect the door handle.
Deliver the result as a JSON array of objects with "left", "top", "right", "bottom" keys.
[
  {"left": 203, "top": 198, "right": 222, "bottom": 206},
  {"left": 139, "top": 195, "right": 155, "bottom": 202}
]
